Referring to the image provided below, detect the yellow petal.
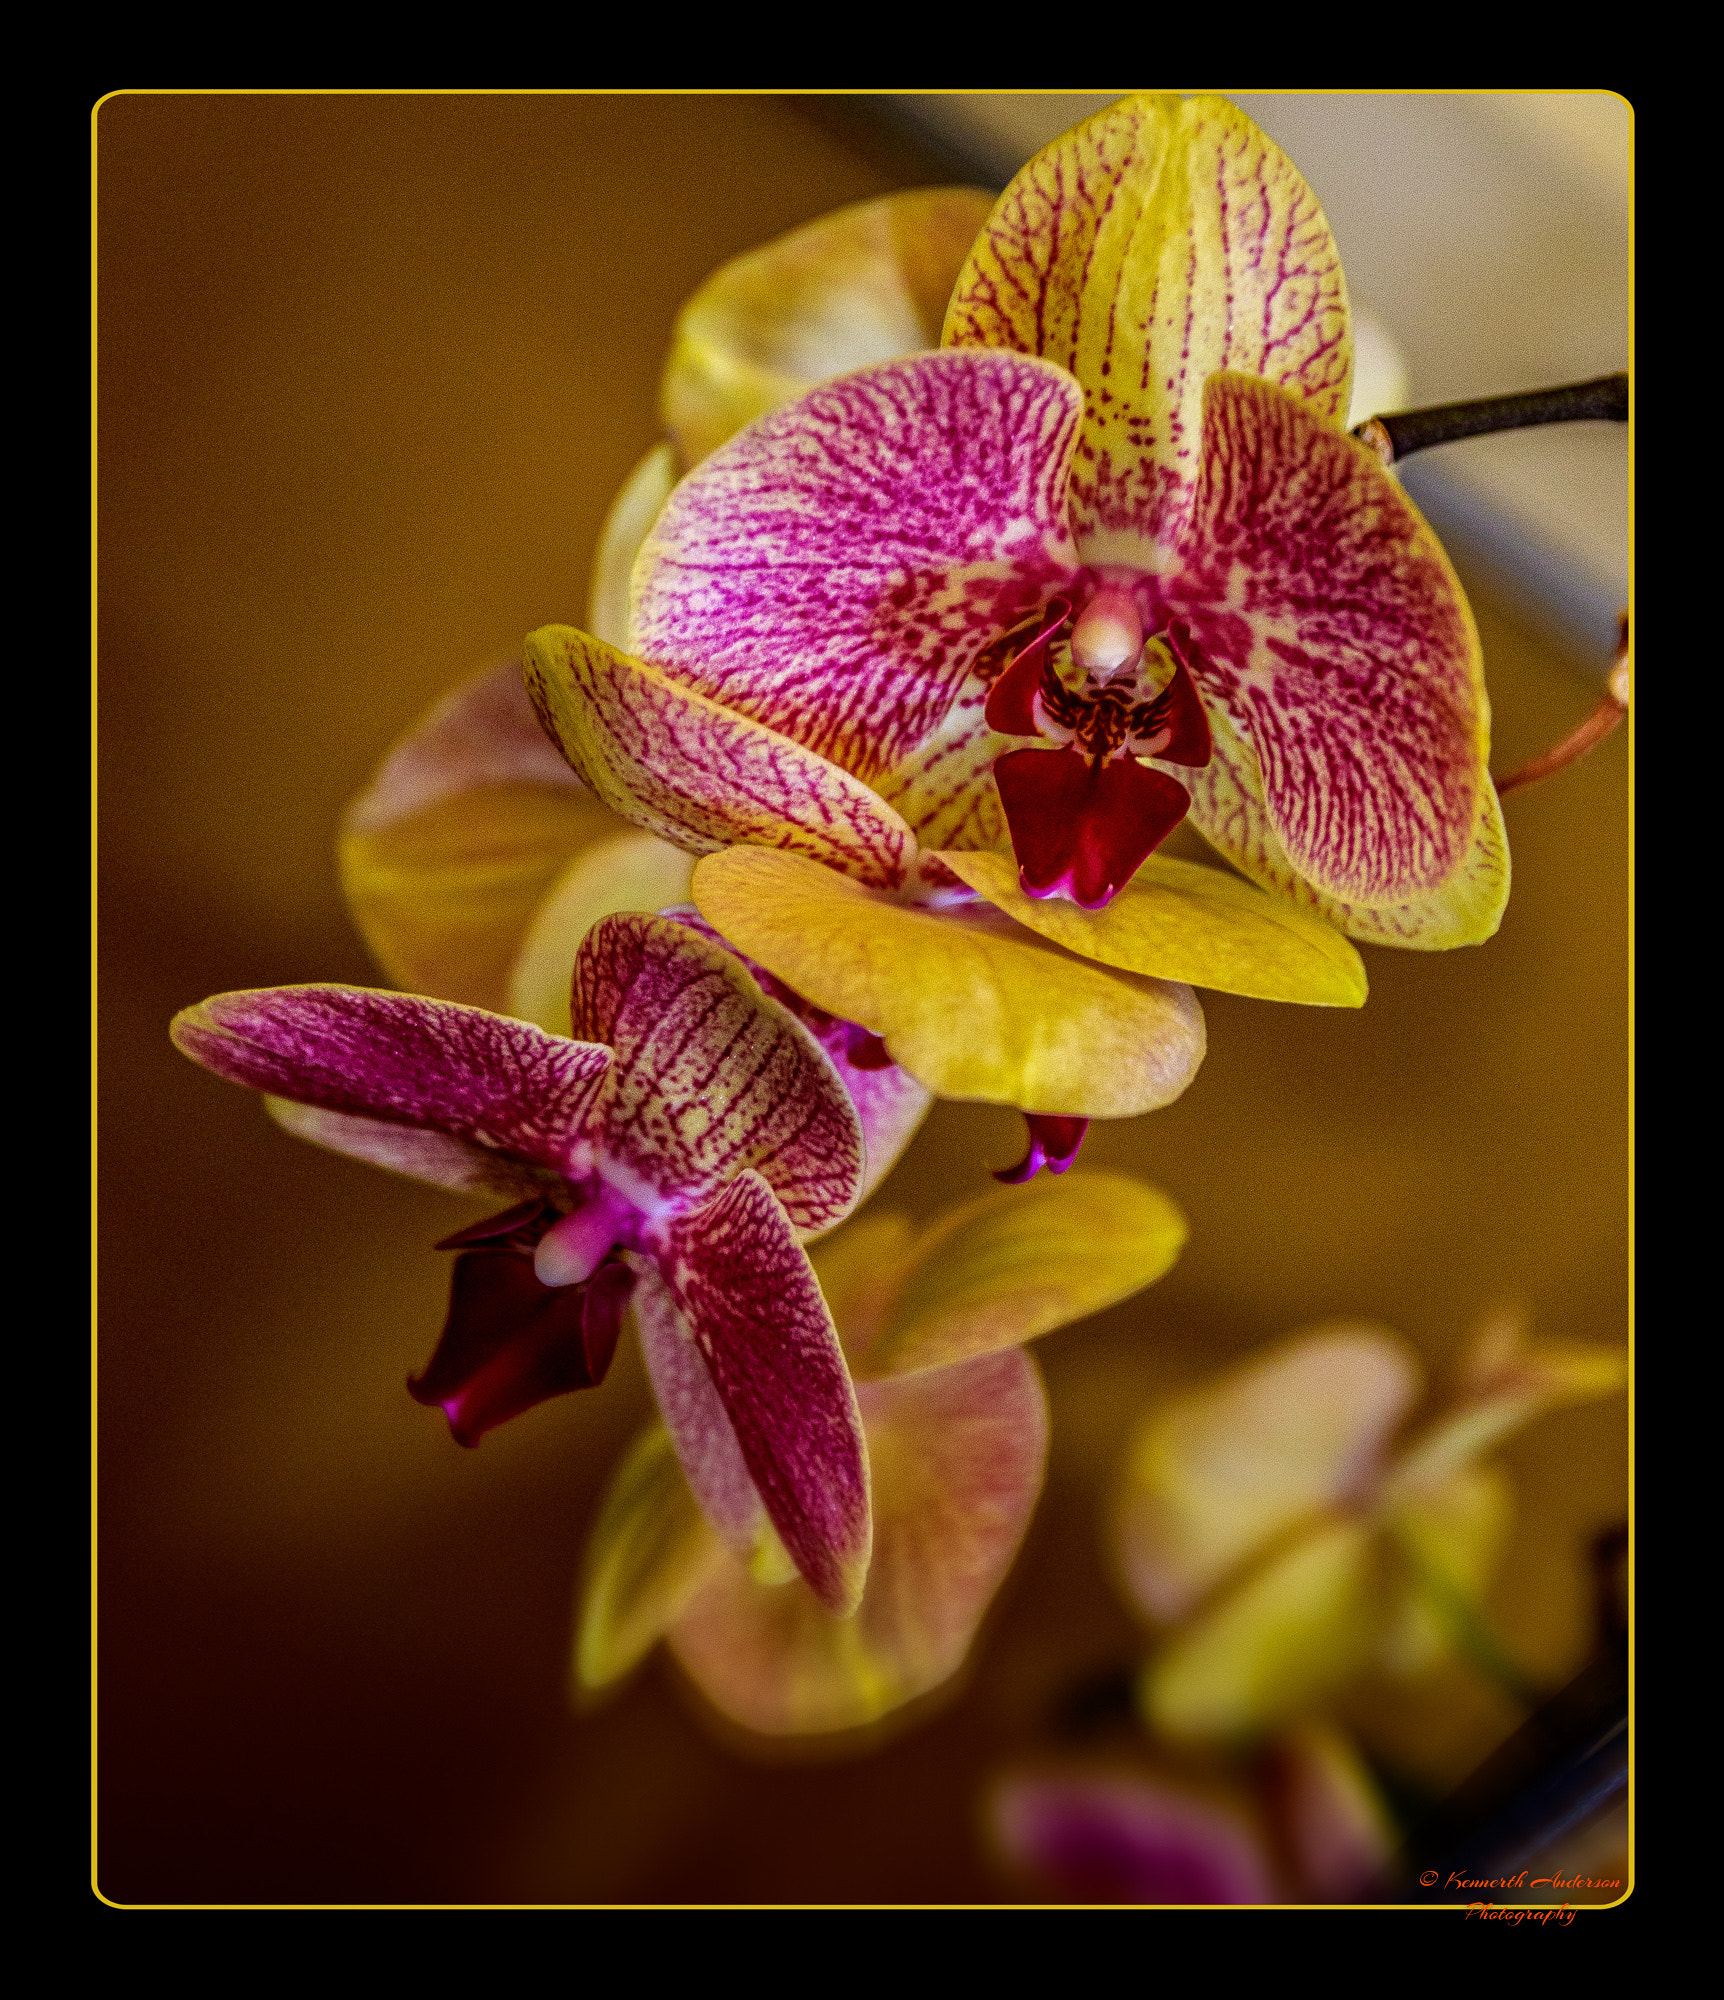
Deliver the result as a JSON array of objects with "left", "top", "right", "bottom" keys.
[
  {"left": 574, "top": 1425, "right": 725, "bottom": 1691},
  {"left": 692, "top": 846, "right": 1206, "bottom": 1117},
  {"left": 663, "top": 188, "right": 996, "bottom": 469},
  {"left": 1143, "top": 1519, "right": 1379, "bottom": 1743},
  {"left": 809, "top": 1212, "right": 918, "bottom": 1366},
  {"left": 938, "top": 849, "right": 1366, "bottom": 1008},
  {"left": 586, "top": 443, "right": 679, "bottom": 651},
  {"left": 1377, "top": 1463, "right": 1514, "bottom": 1677},
  {"left": 507, "top": 830, "right": 695, "bottom": 1036},
  {"left": 1114, "top": 1326, "right": 1421, "bottom": 1623},
  {"left": 668, "top": 1349, "right": 1047, "bottom": 1734},
  {"left": 1187, "top": 702, "right": 1511, "bottom": 951},
  {"left": 945, "top": 94, "right": 1351, "bottom": 565},
  {"left": 524, "top": 626, "right": 916, "bottom": 890},
  {"left": 858, "top": 1172, "right": 1187, "bottom": 1379},
  {"left": 340, "top": 781, "right": 625, "bottom": 1014}
]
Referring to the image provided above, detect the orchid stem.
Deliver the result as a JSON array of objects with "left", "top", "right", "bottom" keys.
[
  {"left": 1352, "top": 373, "right": 1627, "bottom": 466},
  {"left": 1495, "top": 613, "right": 1630, "bottom": 798}
]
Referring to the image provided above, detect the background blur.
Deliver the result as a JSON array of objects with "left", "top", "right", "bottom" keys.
[{"left": 97, "top": 92, "right": 1630, "bottom": 1906}]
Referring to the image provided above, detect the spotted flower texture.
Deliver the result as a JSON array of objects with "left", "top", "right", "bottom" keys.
[
  {"left": 522, "top": 92, "right": 1515, "bottom": 1168},
  {"left": 576, "top": 1171, "right": 1187, "bottom": 1734},
  {"left": 172, "top": 913, "right": 880, "bottom": 1613}
]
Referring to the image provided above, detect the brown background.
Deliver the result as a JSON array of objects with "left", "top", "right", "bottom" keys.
[{"left": 97, "top": 93, "right": 1629, "bottom": 1905}]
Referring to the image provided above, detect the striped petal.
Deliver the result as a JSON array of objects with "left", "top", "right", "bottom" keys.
[
  {"left": 692, "top": 847, "right": 1206, "bottom": 1119},
  {"left": 524, "top": 625, "right": 916, "bottom": 891},
  {"left": 667, "top": 1348, "right": 1047, "bottom": 1733},
  {"left": 939, "top": 850, "right": 1366, "bottom": 1007},
  {"left": 631, "top": 350, "right": 1084, "bottom": 781},
  {"left": 1114, "top": 1327, "right": 1421, "bottom": 1624},
  {"left": 661, "top": 188, "right": 998, "bottom": 469},
  {"left": 945, "top": 93, "right": 1350, "bottom": 566},
  {"left": 171, "top": 986, "right": 611, "bottom": 1178},
  {"left": 650, "top": 1170, "right": 871, "bottom": 1616},
  {"left": 1171, "top": 373, "right": 1502, "bottom": 928},
  {"left": 265, "top": 1096, "right": 551, "bottom": 1201},
  {"left": 572, "top": 914, "right": 863, "bottom": 1233},
  {"left": 849, "top": 1172, "right": 1187, "bottom": 1379},
  {"left": 339, "top": 661, "right": 624, "bottom": 1011}
]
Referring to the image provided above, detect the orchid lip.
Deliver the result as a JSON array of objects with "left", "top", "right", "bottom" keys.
[{"left": 995, "top": 1113, "right": 1090, "bottom": 1184}]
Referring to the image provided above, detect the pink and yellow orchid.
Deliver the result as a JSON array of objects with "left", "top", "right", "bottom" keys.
[
  {"left": 1112, "top": 1316, "right": 1626, "bottom": 1743},
  {"left": 577, "top": 1172, "right": 1186, "bottom": 1735},
  {"left": 171, "top": 913, "right": 881, "bottom": 1613},
  {"left": 521, "top": 92, "right": 1502, "bottom": 1149}
]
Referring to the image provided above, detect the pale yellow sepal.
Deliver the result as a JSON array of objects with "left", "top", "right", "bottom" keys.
[
  {"left": 1377, "top": 1463, "right": 1513, "bottom": 1677},
  {"left": 938, "top": 849, "right": 1366, "bottom": 1007},
  {"left": 809, "top": 1213, "right": 918, "bottom": 1368},
  {"left": 858, "top": 1173, "right": 1187, "bottom": 1379},
  {"left": 663, "top": 189, "right": 996, "bottom": 469},
  {"left": 339, "top": 782, "right": 626, "bottom": 1015},
  {"left": 586, "top": 443, "right": 679, "bottom": 651},
  {"left": 1142, "top": 1518, "right": 1379, "bottom": 1744},
  {"left": 508, "top": 830, "right": 695, "bottom": 1036},
  {"left": 692, "top": 846, "right": 1206, "bottom": 1118},
  {"left": 575, "top": 1425, "right": 725, "bottom": 1691},
  {"left": 1115, "top": 1327, "right": 1420, "bottom": 1624}
]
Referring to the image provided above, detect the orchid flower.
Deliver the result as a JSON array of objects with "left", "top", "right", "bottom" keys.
[
  {"left": 171, "top": 912, "right": 882, "bottom": 1613},
  {"left": 523, "top": 95, "right": 1498, "bottom": 1148},
  {"left": 992, "top": 1718, "right": 1395, "bottom": 1903},
  {"left": 336, "top": 189, "right": 1000, "bottom": 1193},
  {"left": 576, "top": 1171, "right": 1186, "bottom": 1735},
  {"left": 1112, "top": 1316, "right": 1627, "bottom": 1742}
]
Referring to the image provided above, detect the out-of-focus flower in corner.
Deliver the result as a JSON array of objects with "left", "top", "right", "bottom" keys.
[
  {"left": 989, "top": 1716, "right": 1397, "bottom": 1905},
  {"left": 576, "top": 1171, "right": 1187, "bottom": 1735},
  {"left": 1113, "top": 1316, "right": 1628, "bottom": 1744},
  {"left": 171, "top": 913, "right": 883, "bottom": 1613}
]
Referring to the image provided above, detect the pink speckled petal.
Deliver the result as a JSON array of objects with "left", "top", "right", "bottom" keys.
[
  {"left": 171, "top": 987, "right": 611, "bottom": 1178},
  {"left": 650, "top": 1171, "right": 871, "bottom": 1615},
  {"left": 945, "top": 93, "right": 1350, "bottom": 566},
  {"left": 631, "top": 350, "right": 1084, "bottom": 781},
  {"left": 524, "top": 625, "right": 916, "bottom": 891},
  {"left": 992, "top": 1775, "right": 1275, "bottom": 1905},
  {"left": 668, "top": 1348, "right": 1047, "bottom": 1734},
  {"left": 1172, "top": 374, "right": 1495, "bottom": 915},
  {"left": 571, "top": 914, "right": 863, "bottom": 1233},
  {"left": 869, "top": 681, "right": 1013, "bottom": 854},
  {"left": 264, "top": 1097, "right": 552, "bottom": 1201}
]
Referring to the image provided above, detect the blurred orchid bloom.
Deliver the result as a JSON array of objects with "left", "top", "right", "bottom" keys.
[
  {"left": 337, "top": 191, "right": 1000, "bottom": 1195},
  {"left": 992, "top": 1718, "right": 1394, "bottom": 1904},
  {"left": 171, "top": 913, "right": 878, "bottom": 1613},
  {"left": 1113, "top": 1317, "right": 1627, "bottom": 1743},
  {"left": 576, "top": 1172, "right": 1187, "bottom": 1734}
]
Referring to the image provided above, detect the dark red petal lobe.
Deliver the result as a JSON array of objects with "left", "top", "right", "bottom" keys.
[
  {"left": 985, "top": 598, "right": 1072, "bottom": 736},
  {"left": 994, "top": 747, "right": 1192, "bottom": 910},
  {"left": 994, "top": 1114, "right": 1090, "bottom": 1185},
  {"left": 408, "top": 1248, "right": 634, "bottom": 1447},
  {"left": 1146, "top": 629, "right": 1214, "bottom": 767}
]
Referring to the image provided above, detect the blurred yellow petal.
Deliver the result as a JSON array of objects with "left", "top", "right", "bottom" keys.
[
  {"left": 669, "top": 1349, "right": 1047, "bottom": 1734},
  {"left": 586, "top": 443, "right": 679, "bottom": 650},
  {"left": 1115, "top": 1327, "right": 1420, "bottom": 1623},
  {"left": 1269, "top": 1720, "right": 1397, "bottom": 1899},
  {"left": 1187, "top": 703, "right": 1511, "bottom": 951},
  {"left": 575, "top": 1425, "right": 725, "bottom": 1692},
  {"left": 663, "top": 188, "right": 996, "bottom": 468},
  {"left": 859, "top": 1172, "right": 1187, "bottom": 1379},
  {"left": 1378, "top": 1463, "right": 1514, "bottom": 1677},
  {"left": 692, "top": 846, "right": 1206, "bottom": 1118},
  {"left": 939, "top": 849, "right": 1366, "bottom": 1008},
  {"left": 1143, "top": 1519, "right": 1378, "bottom": 1743},
  {"left": 946, "top": 93, "right": 1351, "bottom": 565},
  {"left": 809, "top": 1212, "right": 918, "bottom": 1366},
  {"left": 507, "top": 830, "right": 695, "bottom": 1036},
  {"left": 341, "top": 783, "right": 625, "bottom": 1014},
  {"left": 524, "top": 626, "right": 916, "bottom": 890}
]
